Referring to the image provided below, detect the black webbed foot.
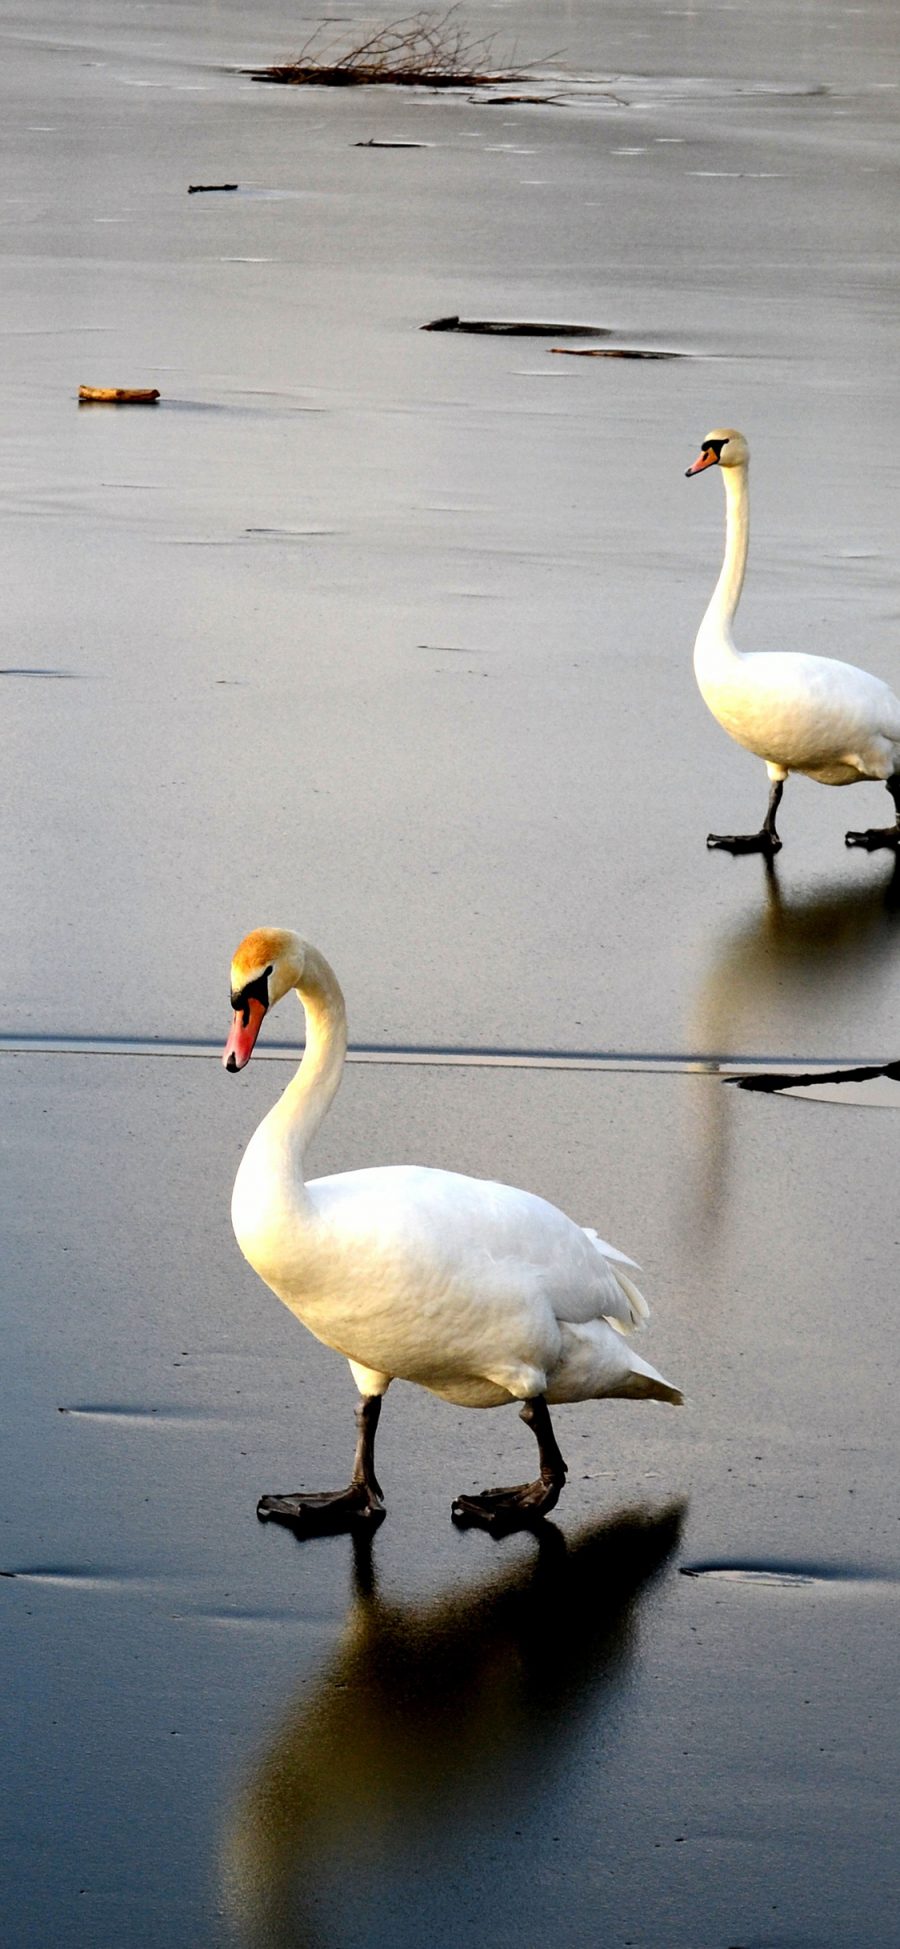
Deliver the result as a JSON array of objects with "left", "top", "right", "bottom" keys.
[
  {"left": 845, "top": 826, "right": 900, "bottom": 852},
  {"left": 451, "top": 1476, "right": 563, "bottom": 1536},
  {"left": 707, "top": 830, "right": 782, "bottom": 856},
  {"left": 257, "top": 1393, "right": 386, "bottom": 1538},
  {"left": 451, "top": 1397, "right": 567, "bottom": 1537},
  {"left": 257, "top": 1482, "right": 385, "bottom": 1535}
]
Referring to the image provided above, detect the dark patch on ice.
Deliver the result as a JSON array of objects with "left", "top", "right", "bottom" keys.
[
  {"left": 244, "top": 525, "right": 337, "bottom": 538},
  {"left": 57, "top": 1403, "right": 219, "bottom": 1422},
  {"left": 179, "top": 1605, "right": 307, "bottom": 1627},
  {"left": 681, "top": 1558, "right": 895, "bottom": 1589},
  {"left": 549, "top": 346, "right": 684, "bottom": 360},
  {"left": 423, "top": 315, "right": 612, "bottom": 337},
  {"left": 0, "top": 666, "right": 78, "bottom": 679},
  {"left": 733, "top": 1058, "right": 900, "bottom": 1097},
  {"left": 0, "top": 1566, "right": 150, "bottom": 1588},
  {"left": 482, "top": 93, "right": 571, "bottom": 107}
]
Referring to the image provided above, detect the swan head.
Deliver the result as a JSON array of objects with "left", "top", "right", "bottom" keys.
[
  {"left": 686, "top": 427, "right": 749, "bottom": 476},
  {"left": 223, "top": 927, "right": 306, "bottom": 1072}
]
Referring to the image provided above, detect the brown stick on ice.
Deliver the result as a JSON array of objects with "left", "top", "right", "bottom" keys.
[{"left": 78, "top": 387, "right": 161, "bottom": 404}]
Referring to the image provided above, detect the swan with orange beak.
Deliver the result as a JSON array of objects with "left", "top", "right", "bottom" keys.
[
  {"left": 223, "top": 926, "right": 682, "bottom": 1540},
  {"left": 687, "top": 426, "right": 900, "bottom": 854}
]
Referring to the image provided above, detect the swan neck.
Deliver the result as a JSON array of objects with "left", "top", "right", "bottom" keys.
[
  {"left": 703, "top": 461, "right": 749, "bottom": 646},
  {"left": 281, "top": 946, "right": 348, "bottom": 1153}
]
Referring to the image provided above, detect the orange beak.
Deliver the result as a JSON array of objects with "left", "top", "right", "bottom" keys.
[
  {"left": 223, "top": 996, "right": 267, "bottom": 1072},
  {"left": 685, "top": 447, "right": 719, "bottom": 477}
]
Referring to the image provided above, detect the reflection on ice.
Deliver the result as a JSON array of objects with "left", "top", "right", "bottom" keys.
[
  {"left": 694, "top": 856, "right": 900, "bottom": 1059},
  {"left": 224, "top": 1505, "right": 683, "bottom": 1945},
  {"left": 682, "top": 856, "right": 900, "bottom": 1225}
]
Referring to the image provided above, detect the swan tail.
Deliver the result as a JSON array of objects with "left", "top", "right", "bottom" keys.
[
  {"left": 581, "top": 1228, "right": 649, "bottom": 1331},
  {"left": 547, "top": 1324, "right": 683, "bottom": 1407},
  {"left": 607, "top": 1338, "right": 682, "bottom": 1404},
  {"left": 583, "top": 1229, "right": 639, "bottom": 1270},
  {"left": 610, "top": 1264, "right": 650, "bottom": 1330},
  {"left": 619, "top": 1369, "right": 684, "bottom": 1407}
]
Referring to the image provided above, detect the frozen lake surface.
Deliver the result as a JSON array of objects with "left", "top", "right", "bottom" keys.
[{"left": 1, "top": 1, "right": 899, "bottom": 1943}]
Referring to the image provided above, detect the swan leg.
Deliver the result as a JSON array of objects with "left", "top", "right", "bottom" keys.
[
  {"left": 451, "top": 1396, "right": 568, "bottom": 1537},
  {"left": 707, "top": 776, "right": 784, "bottom": 856},
  {"left": 845, "top": 775, "right": 900, "bottom": 851},
  {"left": 257, "top": 1394, "right": 386, "bottom": 1535}
]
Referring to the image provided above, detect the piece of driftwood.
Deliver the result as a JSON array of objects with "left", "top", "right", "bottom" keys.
[
  {"left": 549, "top": 347, "right": 681, "bottom": 360},
  {"left": 354, "top": 138, "right": 428, "bottom": 147},
  {"left": 188, "top": 182, "right": 239, "bottom": 194},
  {"left": 78, "top": 387, "right": 161, "bottom": 404},
  {"left": 423, "top": 316, "right": 610, "bottom": 337}
]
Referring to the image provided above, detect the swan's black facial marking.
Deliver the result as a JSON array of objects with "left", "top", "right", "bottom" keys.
[
  {"left": 702, "top": 437, "right": 726, "bottom": 459},
  {"left": 230, "top": 965, "right": 273, "bottom": 1024}
]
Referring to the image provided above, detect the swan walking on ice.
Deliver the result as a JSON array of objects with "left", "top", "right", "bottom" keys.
[
  {"left": 687, "top": 428, "right": 900, "bottom": 855},
  {"left": 224, "top": 928, "right": 682, "bottom": 1539}
]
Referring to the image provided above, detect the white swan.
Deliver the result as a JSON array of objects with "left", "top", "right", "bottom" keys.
[
  {"left": 687, "top": 428, "right": 900, "bottom": 854},
  {"left": 224, "top": 927, "right": 682, "bottom": 1538}
]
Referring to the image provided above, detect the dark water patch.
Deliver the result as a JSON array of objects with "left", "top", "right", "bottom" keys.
[
  {"left": 733, "top": 1059, "right": 900, "bottom": 1105},
  {"left": 482, "top": 91, "right": 571, "bottom": 107},
  {"left": 681, "top": 1558, "right": 896, "bottom": 1590},
  {"left": 57, "top": 1403, "right": 220, "bottom": 1423},
  {"left": 0, "top": 1566, "right": 152, "bottom": 1590},
  {"left": 243, "top": 525, "right": 337, "bottom": 539},
  {"left": 423, "top": 315, "right": 611, "bottom": 336},
  {"left": 179, "top": 1605, "right": 307, "bottom": 1628},
  {"left": 0, "top": 666, "right": 78, "bottom": 679},
  {"left": 550, "top": 346, "right": 684, "bottom": 360},
  {"left": 0, "top": 325, "right": 115, "bottom": 337}
]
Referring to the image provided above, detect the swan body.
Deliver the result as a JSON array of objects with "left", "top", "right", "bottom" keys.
[
  {"left": 225, "top": 928, "right": 681, "bottom": 1536},
  {"left": 687, "top": 429, "right": 900, "bottom": 851}
]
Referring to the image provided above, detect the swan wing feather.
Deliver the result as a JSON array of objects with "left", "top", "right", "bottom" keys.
[
  {"left": 722, "top": 652, "right": 900, "bottom": 770},
  {"left": 306, "top": 1165, "right": 647, "bottom": 1332}
]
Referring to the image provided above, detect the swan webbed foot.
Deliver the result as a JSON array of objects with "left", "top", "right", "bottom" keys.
[
  {"left": 707, "top": 830, "right": 782, "bottom": 857},
  {"left": 257, "top": 1482, "right": 386, "bottom": 1535},
  {"left": 257, "top": 1392, "right": 385, "bottom": 1537},
  {"left": 845, "top": 777, "right": 900, "bottom": 849},
  {"left": 708, "top": 777, "right": 783, "bottom": 856},
  {"left": 845, "top": 826, "right": 900, "bottom": 851},
  {"left": 451, "top": 1477, "right": 563, "bottom": 1536},
  {"left": 451, "top": 1395, "right": 567, "bottom": 1537}
]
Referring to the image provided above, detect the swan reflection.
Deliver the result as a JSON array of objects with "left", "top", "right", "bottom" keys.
[
  {"left": 224, "top": 1503, "right": 683, "bottom": 1946},
  {"left": 684, "top": 856, "right": 900, "bottom": 1232},
  {"left": 696, "top": 855, "right": 900, "bottom": 1056}
]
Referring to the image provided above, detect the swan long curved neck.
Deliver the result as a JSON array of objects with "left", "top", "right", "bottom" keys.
[
  {"left": 278, "top": 946, "right": 348, "bottom": 1155},
  {"left": 700, "top": 461, "right": 749, "bottom": 649}
]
